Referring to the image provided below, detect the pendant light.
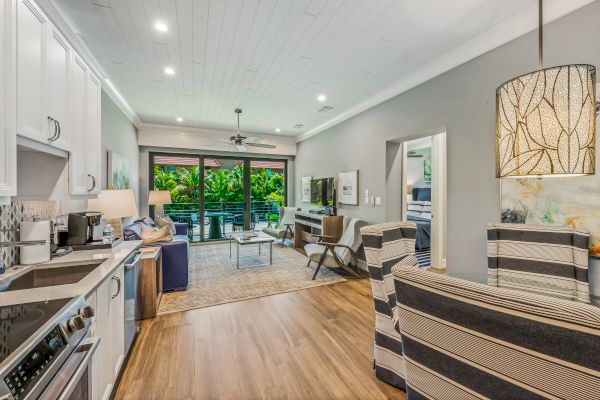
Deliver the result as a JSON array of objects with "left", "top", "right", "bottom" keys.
[{"left": 496, "top": 0, "right": 596, "bottom": 178}]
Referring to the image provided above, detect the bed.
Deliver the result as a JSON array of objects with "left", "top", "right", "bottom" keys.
[{"left": 407, "top": 188, "right": 431, "bottom": 250}]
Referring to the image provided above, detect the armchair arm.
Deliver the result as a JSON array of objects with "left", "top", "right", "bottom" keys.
[{"left": 320, "top": 242, "right": 359, "bottom": 267}]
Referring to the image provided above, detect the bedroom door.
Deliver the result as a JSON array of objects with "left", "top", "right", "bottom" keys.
[{"left": 400, "top": 132, "right": 446, "bottom": 270}]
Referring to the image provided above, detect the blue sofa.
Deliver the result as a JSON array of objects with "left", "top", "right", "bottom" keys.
[{"left": 124, "top": 218, "right": 189, "bottom": 291}]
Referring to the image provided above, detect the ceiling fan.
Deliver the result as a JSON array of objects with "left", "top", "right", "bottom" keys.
[
  {"left": 219, "top": 109, "right": 277, "bottom": 152},
  {"left": 407, "top": 150, "right": 423, "bottom": 158}
]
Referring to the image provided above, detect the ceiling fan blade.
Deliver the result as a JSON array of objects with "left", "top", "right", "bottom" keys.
[
  {"left": 243, "top": 136, "right": 262, "bottom": 143},
  {"left": 246, "top": 143, "right": 276, "bottom": 149},
  {"left": 217, "top": 138, "right": 233, "bottom": 143}
]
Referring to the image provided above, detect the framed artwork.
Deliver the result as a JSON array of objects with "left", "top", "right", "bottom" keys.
[
  {"left": 338, "top": 170, "right": 359, "bottom": 205},
  {"left": 108, "top": 151, "right": 131, "bottom": 189},
  {"left": 301, "top": 176, "right": 312, "bottom": 202}
]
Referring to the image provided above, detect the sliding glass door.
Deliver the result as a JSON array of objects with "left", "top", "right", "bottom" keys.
[
  {"left": 250, "top": 160, "right": 286, "bottom": 231},
  {"left": 150, "top": 153, "right": 287, "bottom": 242}
]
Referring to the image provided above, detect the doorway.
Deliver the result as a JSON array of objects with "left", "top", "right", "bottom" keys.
[
  {"left": 149, "top": 153, "right": 287, "bottom": 242},
  {"left": 386, "top": 131, "right": 446, "bottom": 269}
]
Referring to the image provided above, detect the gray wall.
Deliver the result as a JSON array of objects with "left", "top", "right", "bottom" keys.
[
  {"left": 295, "top": 2, "right": 600, "bottom": 275},
  {"left": 101, "top": 90, "right": 140, "bottom": 211}
]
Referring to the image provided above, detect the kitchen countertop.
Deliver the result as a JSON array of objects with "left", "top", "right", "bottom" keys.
[{"left": 0, "top": 240, "right": 142, "bottom": 306}]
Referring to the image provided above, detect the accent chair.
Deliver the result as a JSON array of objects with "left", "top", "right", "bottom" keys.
[
  {"left": 487, "top": 223, "right": 590, "bottom": 303},
  {"left": 305, "top": 216, "right": 368, "bottom": 280},
  {"left": 359, "top": 221, "right": 418, "bottom": 391},
  {"left": 262, "top": 207, "right": 297, "bottom": 246},
  {"left": 393, "top": 264, "right": 600, "bottom": 399}
]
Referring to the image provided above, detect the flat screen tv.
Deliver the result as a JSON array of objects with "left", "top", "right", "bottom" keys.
[{"left": 310, "top": 178, "right": 335, "bottom": 206}]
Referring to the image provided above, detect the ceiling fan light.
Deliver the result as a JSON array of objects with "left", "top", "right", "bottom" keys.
[{"left": 496, "top": 64, "right": 596, "bottom": 178}]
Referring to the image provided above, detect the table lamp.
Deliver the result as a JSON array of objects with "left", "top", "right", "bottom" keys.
[
  {"left": 148, "top": 190, "right": 172, "bottom": 218},
  {"left": 88, "top": 189, "right": 138, "bottom": 238}
]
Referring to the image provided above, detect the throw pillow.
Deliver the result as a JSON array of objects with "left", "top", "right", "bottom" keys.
[
  {"left": 140, "top": 224, "right": 172, "bottom": 244},
  {"left": 155, "top": 215, "right": 176, "bottom": 235}
]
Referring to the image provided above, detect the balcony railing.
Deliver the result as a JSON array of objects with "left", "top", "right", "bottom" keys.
[{"left": 163, "top": 200, "right": 284, "bottom": 241}]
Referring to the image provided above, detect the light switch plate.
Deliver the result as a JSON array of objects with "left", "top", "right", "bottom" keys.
[{"left": 375, "top": 197, "right": 382, "bottom": 206}]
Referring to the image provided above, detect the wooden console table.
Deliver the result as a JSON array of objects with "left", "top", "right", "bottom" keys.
[
  {"left": 139, "top": 246, "right": 163, "bottom": 319},
  {"left": 294, "top": 211, "right": 344, "bottom": 248}
]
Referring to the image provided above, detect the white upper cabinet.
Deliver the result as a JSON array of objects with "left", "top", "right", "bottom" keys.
[
  {"left": 0, "top": 0, "right": 17, "bottom": 197},
  {"left": 69, "top": 53, "right": 101, "bottom": 196},
  {"left": 84, "top": 72, "right": 102, "bottom": 195},
  {"left": 10, "top": 0, "right": 103, "bottom": 196},
  {"left": 46, "top": 26, "right": 70, "bottom": 150},
  {"left": 69, "top": 53, "right": 88, "bottom": 194},
  {"left": 16, "top": 0, "right": 72, "bottom": 151},
  {"left": 16, "top": 0, "right": 47, "bottom": 143}
]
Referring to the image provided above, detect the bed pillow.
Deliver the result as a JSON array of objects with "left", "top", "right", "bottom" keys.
[{"left": 140, "top": 224, "right": 173, "bottom": 244}]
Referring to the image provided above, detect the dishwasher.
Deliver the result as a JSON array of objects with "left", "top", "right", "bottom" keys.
[{"left": 123, "top": 250, "right": 143, "bottom": 356}]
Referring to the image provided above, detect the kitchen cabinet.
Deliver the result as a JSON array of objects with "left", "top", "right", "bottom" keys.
[
  {"left": 84, "top": 71, "right": 102, "bottom": 194},
  {"left": 69, "top": 54, "right": 101, "bottom": 195},
  {"left": 46, "top": 25, "right": 70, "bottom": 150},
  {"left": 0, "top": 0, "right": 17, "bottom": 197},
  {"left": 10, "top": 0, "right": 103, "bottom": 195},
  {"left": 16, "top": 0, "right": 72, "bottom": 151},
  {"left": 88, "top": 265, "right": 125, "bottom": 400},
  {"left": 16, "top": 0, "right": 47, "bottom": 144}
]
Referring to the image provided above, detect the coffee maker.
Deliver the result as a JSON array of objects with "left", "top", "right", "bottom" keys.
[{"left": 66, "top": 212, "right": 102, "bottom": 246}]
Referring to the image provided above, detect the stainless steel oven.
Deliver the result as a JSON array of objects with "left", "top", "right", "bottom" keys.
[{"left": 0, "top": 296, "right": 97, "bottom": 400}]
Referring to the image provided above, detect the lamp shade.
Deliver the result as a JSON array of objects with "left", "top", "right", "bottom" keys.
[
  {"left": 148, "top": 190, "right": 172, "bottom": 205},
  {"left": 496, "top": 64, "right": 596, "bottom": 177},
  {"left": 88, "top": 189, "right": 138, "bottom": 219}
]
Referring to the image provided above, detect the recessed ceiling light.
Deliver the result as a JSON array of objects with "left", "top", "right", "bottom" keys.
[
  {"left": 154, "top": 21, "right": 168, "bottom": 32},
  {"left": 164, "top": 67, "right": 175, "bottom": 75},
  {"left": 275, "top": 128, "right": 281, "bottom": 133},
  {"left": 176, "top": 117, "right": 183, "bottom": 122},
  {"left": 317, "top": 94, "right": 326, "bottom": 102}
]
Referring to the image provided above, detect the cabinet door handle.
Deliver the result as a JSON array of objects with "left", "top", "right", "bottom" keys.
[
  {"left": 47, "top": 116, "right": 58, "bottom": 141},
  {"left": 87, "top": 174, "right": 96, "bottom": 192},
  {"left": 56, "top": 120, "right": 61, "bottom": 141},
  {"left": 111, "top": 276, "right": 121, "bottom": 299}
]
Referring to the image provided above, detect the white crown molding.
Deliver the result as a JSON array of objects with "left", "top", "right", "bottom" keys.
[
  {"left": 296, "top": 0, "right": 595, "bottom": 143},
  {"left": 35, "top": 0, "right": 142, "bottom": 128}
]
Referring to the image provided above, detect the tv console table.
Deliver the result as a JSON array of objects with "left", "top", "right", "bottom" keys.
[{"left": 294, "top": 211, "right": 344, "bottom": 248}]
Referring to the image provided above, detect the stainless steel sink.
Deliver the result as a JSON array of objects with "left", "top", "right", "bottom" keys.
[{"left": 0, "top": 261, "right": 104, "bottom": 292}]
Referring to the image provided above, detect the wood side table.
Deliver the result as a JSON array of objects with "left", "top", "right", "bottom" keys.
[{"left": 139, "top": 246, "right": 163, "bottom": 319}]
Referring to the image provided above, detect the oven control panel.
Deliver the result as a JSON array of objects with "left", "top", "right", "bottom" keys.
[{"left": 2, "top": 326, "right": 66, "bottom": 400}]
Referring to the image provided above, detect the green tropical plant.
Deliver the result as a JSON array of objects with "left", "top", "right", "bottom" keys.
[{"left": 153, "top": 164, "right": 285, "bottom": 207}]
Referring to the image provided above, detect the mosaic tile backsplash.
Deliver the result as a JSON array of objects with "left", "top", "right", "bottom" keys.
[{"left": 0, "top": 201, "right": 58, "bottom": 268}]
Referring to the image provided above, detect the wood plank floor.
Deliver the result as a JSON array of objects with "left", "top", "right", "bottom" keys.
[{"left": 115, "top": 279, "right": 406, "bottom": 400}]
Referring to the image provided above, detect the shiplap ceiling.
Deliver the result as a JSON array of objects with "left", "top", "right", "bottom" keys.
[{"left": 53, "top": 0, "right": 593, "bottom": 138}]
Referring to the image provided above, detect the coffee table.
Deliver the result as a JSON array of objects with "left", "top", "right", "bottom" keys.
[{"left": 229, "top": 231, "right": 275, "bottom": 268}]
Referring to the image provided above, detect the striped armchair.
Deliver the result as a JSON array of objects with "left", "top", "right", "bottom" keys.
[
  {"left": 487, "top": 223, "right": 590, "bottom": 303},
  {"left": 360, "top": 222, "right": 418, "bottom": 390},
  {"left": 393, "top": 265, "right": 600, "bottom": 400}
]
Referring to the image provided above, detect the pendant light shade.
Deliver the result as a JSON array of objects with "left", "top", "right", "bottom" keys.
[{"left": 496, "top": 64, "right": 596, "bottom": 177}]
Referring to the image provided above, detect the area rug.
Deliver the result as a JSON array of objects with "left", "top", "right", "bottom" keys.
[{"left": 158, "top": 242, "right": 348, "bottom": 314}]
